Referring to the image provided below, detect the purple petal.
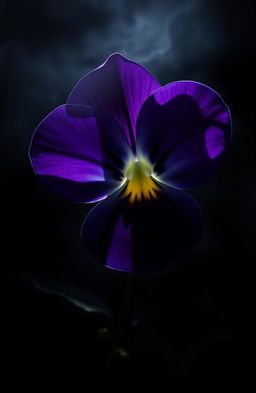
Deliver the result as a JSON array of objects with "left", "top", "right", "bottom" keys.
[
  {"left": 29, "top": 104, "right": 131, "bottom": 203},
  {"left": 81, "top": 184, "right": 202, "bottom": 273},
  {"left": 136, "top": 81, "right": 232, "bottom": 189},
  {"left": 67, "top": 53, "right": 161, "bottom": 152}
]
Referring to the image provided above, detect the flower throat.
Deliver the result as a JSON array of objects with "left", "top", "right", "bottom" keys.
[{"left": 123, "top": 157, "right": 159, "bottom": 203}]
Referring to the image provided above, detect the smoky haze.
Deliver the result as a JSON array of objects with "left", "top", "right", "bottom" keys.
[{"left": 0, "top": 0, "right": 247, "bottom": 167}]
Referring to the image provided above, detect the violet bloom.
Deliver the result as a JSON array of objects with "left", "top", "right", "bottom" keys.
[{"left": 29, "top": 54, "right": 231, "bottom": 273}]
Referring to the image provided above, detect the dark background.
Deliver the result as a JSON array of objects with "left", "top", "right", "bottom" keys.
[{"left": 0, "top": 0, "right": 255, "bottom": 390}]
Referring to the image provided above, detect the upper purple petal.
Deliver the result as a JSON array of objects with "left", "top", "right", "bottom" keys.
[
  {"left": 136, "top": 81, "right": 232, "bottom": 189},
  {"left": 29, "top": 104, "right": 131, "bottom": 203},
  {"left": 81, "top": 183, "right": 202, "bottom": 273},
  {"left": 67, "top": 53, "right": 161, "bottom": 153}
]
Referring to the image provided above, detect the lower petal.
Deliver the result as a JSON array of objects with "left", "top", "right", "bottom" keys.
[{"left": 81, "top": 184, "right": 202, "bottom": 273}]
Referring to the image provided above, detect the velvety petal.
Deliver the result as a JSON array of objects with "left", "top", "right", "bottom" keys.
[
  {"left": 81, "top": 184, "right": 202, "bottom": 273},
  {"left": 67, "top": 53, "right": 161, "bottom": 152},
  {"left": 136, "top": 81, "right": 232, "bottom": 189},
  {"left": 29, "top": 104, "right": 131, "bottom": 203}
]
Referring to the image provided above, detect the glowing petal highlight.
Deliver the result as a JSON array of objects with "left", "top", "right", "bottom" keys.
[{"left": 205, "top": 126, "right": 225, "bottom": 159}]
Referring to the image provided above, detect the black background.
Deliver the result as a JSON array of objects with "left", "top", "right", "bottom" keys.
[{"left": 0, "top": 0, "right": 255, "bottom": 390}]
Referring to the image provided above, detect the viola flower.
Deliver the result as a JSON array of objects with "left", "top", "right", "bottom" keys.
[{"left": 29, "top": 54, "right": 231, "bottom": 273}]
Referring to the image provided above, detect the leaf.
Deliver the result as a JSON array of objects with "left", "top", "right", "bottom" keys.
[{"left": 18, "top": 273, "right": 111, "bottom": 317}]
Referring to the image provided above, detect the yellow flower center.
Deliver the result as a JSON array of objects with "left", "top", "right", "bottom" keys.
[{"left": 123, "top": 156, "right": 160, "bottom": 203}]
